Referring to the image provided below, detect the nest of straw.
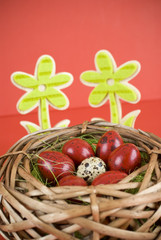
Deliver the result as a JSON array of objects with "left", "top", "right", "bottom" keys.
[{"left": 0, "top": 120, "right": 161, "bottom": 240}]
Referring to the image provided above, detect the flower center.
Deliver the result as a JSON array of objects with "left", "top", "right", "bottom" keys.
[
  {"left": 38, "top": 84, "right": 46, "bottom": 92},
  {"left": 107, "top": 79, "right": 115, "bottom": 86}
]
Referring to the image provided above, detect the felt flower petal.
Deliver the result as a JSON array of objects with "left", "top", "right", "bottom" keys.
[
  {"left": 20, "top": 121, "right": 40, "bottom": 133},
  {"left": 114, "top": 61, "right": 140, "bottom": 82},
  {"left": 120, "top": 110, "right": 141, "bottom": 128},
  {"left": 17, "top": 90, "right": 39, "bottom": 113},
  {"left": 115, "top": 82, "right": 140, "bottom": 103},
  {"left": 80, "top": 71, "right": 106, "bottom": 86},
  {"left": 95, "top": 50, "right": 114, "bottom": 74},
  {"left": 12, "top": 73, "right": 37, "bottom": 88},
  {"left": 47, "top": 89, "right": 68, "bottom": 109},
  {"left": 91, "top": 117, "right": 105, "bottom": 121},
  {"left": 51, "top": 73, "right": 73, "bottom": 88},
  {"left": 36, "top": 55, "right": 55, "bottom": 81},
  {"left": 54, "top": 119, "right": 70, "bottom": 128},
  {"left": 89, "top": 83, "right": 109, "bottom": 106}
]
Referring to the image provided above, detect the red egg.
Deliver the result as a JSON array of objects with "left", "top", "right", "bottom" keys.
[
  {"left": 62, "top": 138, "right": 95, "bottom": 165},
  {"left": 37, "top": 151, "right": 75, "bottom": 183},
  {"left": 107, "top": 143, "right": 141, "bottom": 174},
  {"left": 58, "top": 175, "right": 87, "bottom": 186},
  {"left": 92, "top": 170, "right": 127, "bottom": 186},
  {"left": 96, "top": 130, "right": 123, "bottom": 164}
]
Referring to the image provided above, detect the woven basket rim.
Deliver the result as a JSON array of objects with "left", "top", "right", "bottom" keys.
[{"left": 3, "top": 120, "right": 161, "bottom": 154}]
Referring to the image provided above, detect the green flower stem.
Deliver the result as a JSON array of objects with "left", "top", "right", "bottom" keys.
[
  {"left": 109, "top": 92, "right": 120, "bottom": 124},
  {"left": 40, "top": 97, "right": 51, "bottom": 129}
]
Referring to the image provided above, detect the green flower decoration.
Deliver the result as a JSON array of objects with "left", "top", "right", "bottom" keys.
[
  {"left": 80, "top": 50, "right": 141, "bottom": 127},
  {"left": 11, "top": 55, "right": 73, "bottom": 133}
]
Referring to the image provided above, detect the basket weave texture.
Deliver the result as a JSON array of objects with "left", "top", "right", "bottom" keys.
[{"left": 0, "top": 121, "right": 161, "bottom": 240}]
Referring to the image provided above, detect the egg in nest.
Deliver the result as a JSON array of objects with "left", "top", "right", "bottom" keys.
[{"left": 77, "top": 157, "right": 106, "bottom": 184}]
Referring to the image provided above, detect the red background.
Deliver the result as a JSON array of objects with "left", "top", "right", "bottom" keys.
[{"left": 0, "top": 0, "right": 161, "bottom": 238}]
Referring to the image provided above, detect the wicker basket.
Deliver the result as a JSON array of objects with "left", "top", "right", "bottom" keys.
[{"left": 0, "top": 120, "right": 161, "bottom": 240}]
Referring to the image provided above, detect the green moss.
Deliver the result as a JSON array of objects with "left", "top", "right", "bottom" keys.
[
  {"left": 132, "top": 171, "right": 146, "bottom": 182},
  {"left": 125, "top": 171, "right": 146, "bottom": 194},
  {"left": 140, "top": 151, "right": 150, "bottom": 162},
  {"left": 73, "top": 231, "right": 84, "bottom": 239}
]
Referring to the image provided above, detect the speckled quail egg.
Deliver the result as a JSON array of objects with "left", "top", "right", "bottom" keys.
[{"left": 76, "top": 157, "right": 106, "bottom": 184}]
